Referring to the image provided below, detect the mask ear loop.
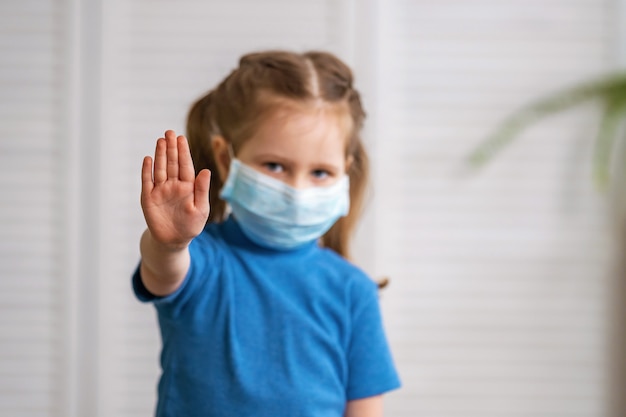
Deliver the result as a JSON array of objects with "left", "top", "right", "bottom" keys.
[
  {"left": 212, "top": 137, "right": 236, "bottom": 217},
  {"left": 224, "top": 142, "right": 238, "bottom": 171},
  {"left": 227, "top": 143, "right": 235, "bottom": 159}
]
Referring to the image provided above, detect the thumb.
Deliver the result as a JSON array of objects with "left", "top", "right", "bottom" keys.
[{"left": 194, "top": 169, "right": 212, "bottom": 216}]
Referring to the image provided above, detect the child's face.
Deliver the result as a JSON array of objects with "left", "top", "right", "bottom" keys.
[{"left": 234, "top": 107, "right": 350, "bottom": 189}]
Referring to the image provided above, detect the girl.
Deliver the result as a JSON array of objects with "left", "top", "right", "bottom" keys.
[{"left": 133, "top": 50, "right": 400, "bottom": 417}]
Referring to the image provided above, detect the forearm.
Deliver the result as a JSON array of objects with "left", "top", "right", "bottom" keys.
[
  {"left": 139, "top": 228, "right": 191, "bottom": 296},
  {"left": 344, "top": 396, "right": 383, "bottom": 417}
]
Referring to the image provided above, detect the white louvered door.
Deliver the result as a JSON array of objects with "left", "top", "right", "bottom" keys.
[
  {"left": 0, "top": 1, "right": 72, "bottom": 416},
  {"left": 375, "top": 1, "right": 618, "bottom": 416}
]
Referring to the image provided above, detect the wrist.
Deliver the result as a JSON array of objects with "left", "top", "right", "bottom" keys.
[
  {"left": 140, "top": 229, "right": 191, "bottom": 286},
  {"left": 142, "top": 229, "right": 191, "bottom": 253}
]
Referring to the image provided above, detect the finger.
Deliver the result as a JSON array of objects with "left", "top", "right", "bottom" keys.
[
  {"left": 141, "top": 156, "right": 154, "bottom": 200},
  {"left": 194, "top": 169, "right": 211, "bottom": 217},
  {"left": 153, "top": 138, "right": 167, "bottom": 184},
  {"left": 178, "top": 135, "right": 195, "bottom": 182},
  {"left": 165, "top": 130, "right": 179, "bottom": 179}
]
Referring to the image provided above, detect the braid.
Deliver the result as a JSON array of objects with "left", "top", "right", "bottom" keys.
[{"left": 187, "top": 91, "right": 228, "bottom": 222}]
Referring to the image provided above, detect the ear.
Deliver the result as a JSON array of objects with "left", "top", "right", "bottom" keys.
[
  {"left": 210, "top": 135, "right": 231, "bottom": 180},
  {"left": 345, "top": 154, "right": 354, "bottom": 174}
]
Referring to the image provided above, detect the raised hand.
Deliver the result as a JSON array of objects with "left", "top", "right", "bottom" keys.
[{"left": 141, "top": 130, "right": 211, "bottom": 249}]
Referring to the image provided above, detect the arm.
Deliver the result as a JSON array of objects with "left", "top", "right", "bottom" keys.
[
  {"left": 139, "top": 130, "right": 211, "bottom": 296},
  {"left": 344, "top": 395, "right": 384, "bottom": 417}
]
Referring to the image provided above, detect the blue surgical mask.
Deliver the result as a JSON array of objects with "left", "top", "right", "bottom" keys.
[{"left": 219, "top": 158, "right": 350, "bottom": 250}]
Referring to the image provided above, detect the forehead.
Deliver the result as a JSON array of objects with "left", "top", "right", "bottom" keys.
[{"left": 241, "top": 104, "right": 351, "bottom": 159}]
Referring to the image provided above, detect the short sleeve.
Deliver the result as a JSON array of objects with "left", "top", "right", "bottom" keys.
[
  {"left": 131, "top": 259, "right": 199, "bottom": 306},
  {"left": 346, "top": 281, "right": 401, "bottom": 400},
  {"left": 131, "top": 263, "right": 158, "bottom": 302}
]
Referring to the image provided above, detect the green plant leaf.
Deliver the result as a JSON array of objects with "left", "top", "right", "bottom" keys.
[
  {"left": 593, "top": 95, "right": 626, "bottom": 190},
  {"left": 467, "top": 72, "right": 626, "bottom": 168}
]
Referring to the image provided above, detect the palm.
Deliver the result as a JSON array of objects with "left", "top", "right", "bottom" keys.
[{"left": 141, "top": 130, "right": 211, "bottom": 248}]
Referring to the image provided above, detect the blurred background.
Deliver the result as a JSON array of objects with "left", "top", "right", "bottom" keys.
[{"left": 2, "top": 0, "right": 625, "bottom": 416}]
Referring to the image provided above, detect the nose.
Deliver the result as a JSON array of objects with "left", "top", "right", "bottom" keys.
[{"left": 286, "top": 172, "right": 309, "bottom": 190}]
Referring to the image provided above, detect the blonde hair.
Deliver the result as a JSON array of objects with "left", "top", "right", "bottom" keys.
[{"left": 186, "top": 50, "right": 369, "bottom": 259}]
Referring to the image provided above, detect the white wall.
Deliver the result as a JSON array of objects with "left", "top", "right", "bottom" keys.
[{"left": 0, "top": 0, "right": 621, "bottom": 416}]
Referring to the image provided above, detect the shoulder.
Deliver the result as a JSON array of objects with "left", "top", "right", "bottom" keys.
[{"left": 313, "top": 247, "right": 379, "bottom": 299}]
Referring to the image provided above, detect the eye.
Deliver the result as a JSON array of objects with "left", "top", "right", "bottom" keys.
[
  {"left": 263, "top": 162, "right": 284, "bottom": 173},
  {"left": 311, "top": 169, "right": 331, "bottom": 180}
]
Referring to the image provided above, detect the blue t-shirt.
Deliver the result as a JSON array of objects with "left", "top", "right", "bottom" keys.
[{"left": 133, "top": 217, "right": 401, "bottom": 417}]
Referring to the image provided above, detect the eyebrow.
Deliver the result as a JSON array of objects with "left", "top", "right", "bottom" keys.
[
  {"left": 311, "top": 163, "right": 341, "bottom": 173},
  {"left": 255, "top": 154, "right": 342, "bottom": 171}
]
